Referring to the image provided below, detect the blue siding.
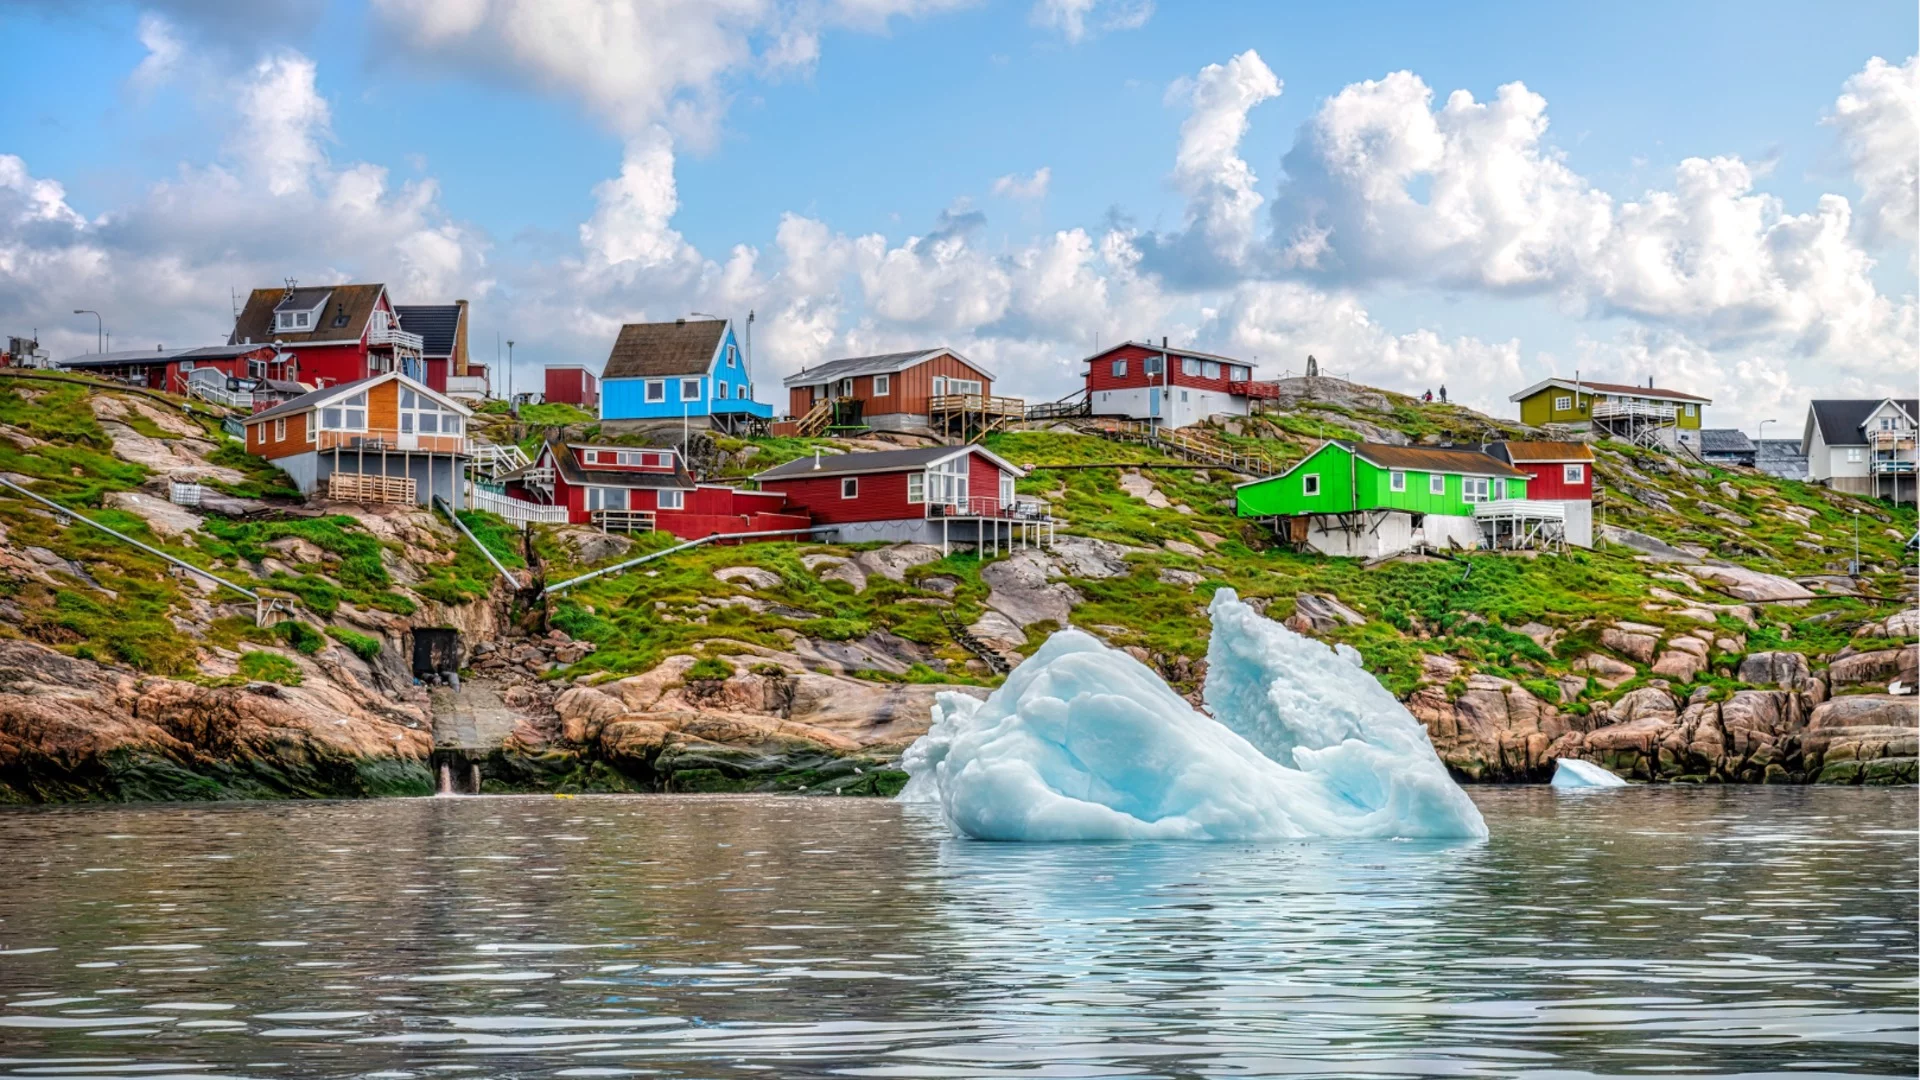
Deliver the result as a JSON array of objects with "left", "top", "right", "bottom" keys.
[{"left": 600, "top": 324, "right": 771, "bottom": 420}]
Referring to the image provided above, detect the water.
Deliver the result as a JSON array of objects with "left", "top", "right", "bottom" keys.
[{"left": 0, "top": 788, "right": 1912, "bottom": 1079}]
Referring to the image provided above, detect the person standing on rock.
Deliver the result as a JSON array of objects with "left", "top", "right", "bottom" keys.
[{"left": 1439, "top": 384, "right": 1448, "bottom": 403}]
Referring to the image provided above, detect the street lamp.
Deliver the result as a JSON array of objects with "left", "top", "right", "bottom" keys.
[
  {"left": 1851, "top": 508, "right": 1861, "bottom": 577},
  {"left": 73, "top": 309, "right": 102, "bottom": 354},
  {"left": 1756, "top": 418, "right": 1776, "bottom": 443},
  {"left": 506, "top": 340, "right": 515, "bottom": 403}
]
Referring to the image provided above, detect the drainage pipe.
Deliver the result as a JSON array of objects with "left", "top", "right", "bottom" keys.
[
  {"left": 544, "top": 524, "right": 841, "bottom": 596},
  {"left": 0, "top": 475, "right": 260, "bottom": 600},
  {"left": 433, "top": 496, "right": 519, "bottom": 589}
]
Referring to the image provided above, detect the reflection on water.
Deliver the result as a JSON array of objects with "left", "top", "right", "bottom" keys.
[{"left": 0, "top": 788, "right": 1912, "bottom": 1078}]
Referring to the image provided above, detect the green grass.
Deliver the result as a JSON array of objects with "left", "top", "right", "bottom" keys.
[
  {"left": 517, "top": 402, "right": 595, "bottom": 428},
  {"left": 327, "top": 626, "right": 383, "bottom": 663},
  {"left": 275, "top": 619, "right": 326, "bottom": 655},
  {"left": 686, "top": 656, "right": 735, "bottom": 680},
  {"left": 238, "top": 651, "right": 302, "bottom": 686}
]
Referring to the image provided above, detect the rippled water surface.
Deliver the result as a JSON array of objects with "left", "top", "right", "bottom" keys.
[{"left": 0, "top": 788, "right": 1913, "bottom": 1078}]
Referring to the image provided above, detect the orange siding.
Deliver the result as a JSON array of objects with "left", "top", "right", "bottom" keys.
[
  {"left": 368, "top": 380, "right": 399, "bottom": 432},
  {"left": 246, "top": 411, "right": 311, "bottom": 460}
]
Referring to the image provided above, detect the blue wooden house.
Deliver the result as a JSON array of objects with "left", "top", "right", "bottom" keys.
[{"left": 599, "top": 318, "right": 772, "bottom": 435}]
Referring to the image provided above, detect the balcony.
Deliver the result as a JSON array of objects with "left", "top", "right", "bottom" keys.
[
  {"left": 313, "top": 427, "right": 468, "bottom": 455},
  {"left": 710, "top": 398, "right": 774, "bottom": 418},
  {"left": 1591, "top": 399, "right": 1678, "bottom": 422},
  {"left": 368, "top": 325, "right": 425, "bottom": 352},
  {"left": 929, "top": 393, "right": 1025, "bottom": 418},
  {"left": 925, "top": 496, "right": 1052, "bottom": 521},
  {"left": 590, "top": 508, "right": 657, "bottom": 533},
  {"left": 1871, "top": 458, "right": 1915, "bottom": 474},
  {"left": 1228, "top": 379, "right": 1280, "bottom": 400},
  {"left": 1471, "top": 498, "right": 1567, "bottom": 522},
  {"left": 1870, "top": 430, "right": 1915, "bottom": 449}
]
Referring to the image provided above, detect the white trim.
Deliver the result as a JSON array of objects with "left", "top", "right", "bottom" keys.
[
  {"left": 243, "top": 369, "right": 471, "bottom": 429},
  {"left": 1389, "top": 470, "right": 1406, "bottom": 492},
  {"left": 657, "top": 488, "right": 684, "bottom": 510},
  {"left": 1303, "top": 473, "right": 1321, "bottom": 496},
  {"left": 1508, "top": 377, "right": 1711, "bottom": 405},
  {"left": 872, "top": 373, "right": 890, "bottom": 396},
  {"left": 644, "top": 380, "right": 666, "bottom": 403},
  {"left": 841, "top": 477, "right": 858, "bottom": 499},
  {"left": 1564, "top": 463, "right": 1585, "bottom": 483},
  {"left": 1429, "top": 473, "right": 1445, "bottom": 495}
]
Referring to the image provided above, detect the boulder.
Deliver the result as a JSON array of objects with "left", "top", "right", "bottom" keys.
[
  {"left": 1665, "top": 635, "right": 1709, "bottom": 659},
  {"left": 1117, "top": 470, "right": 1171, "bottom": 509},
  {"left": 853, "top": 543, "right": 944, "bottom": 582},
  {"left": 558, "top": 527, "right": 634, "bottom": 565},
  {"left": 967, "top": 610, "right": 1028, "bottom": 648},
  {"left": 1856, "top": 609, "right": 1920, "bottom": 639},
  {"left": 1576, "top": 653, "right": 1637, "bottom": 689},
  {"left": 1609, "top": 686, "right": 1678, "bottom": 725},
  {"left": 1651, "top": 650, "right": 1705, "bottom": 683},
  {"left": 1827, "top": 646, "right": 1919, "bottom": 689},
  {"left": 1163, "top": 539, "right": 1205, "bottom": 558},
  {"left": 1736, "top": 651, "right": 1812, "bottom": 688},
  {"left": 1801, "top": 695, "right": 1919, "bottom": 785},
  {"left": 1683, "top": 564, "right": 1816, "bottom": 603},
  {"left": 1048, "top": 536, "right": 1141, "bottom": 579},
  {"left": 1601, "top": 626, "right": 1659, "bottom": 664},
  {"left": 104, "top": 491, "right": 205, "bottom": 538},
  {"left": 1158, "top": 567, "right": 1204, "bottom": 588},
  {"left": 1291, "top": 593, "right": 1366, "bottom": 632},
  {"left": 981, "top": 550, "right": 1081, "bottom": 628},
  {"left": 801, "top": 553, "right": 867, "bottom": 593},
  {"left": 716, "top": 566, "right": 782, "bottom": 590},
  {"left": 1598, "top": 526, "right": 1700, "bottom": 563}
]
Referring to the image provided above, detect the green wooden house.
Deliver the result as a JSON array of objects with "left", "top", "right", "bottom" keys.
[
  {"left": 1236, "top": 441, "right": 1538, "bottom": 558},
  {"left": 1509, "top": 377, "right": 1710, "bottom": 452}
]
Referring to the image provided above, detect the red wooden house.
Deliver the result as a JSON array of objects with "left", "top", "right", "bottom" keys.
[
  {"left": 1489, "top": 440, "right": 1594, "bottom": 547},
  {"left": 393, "top": 301, "right": 472, "bottom": 394},
  {"left": 780, "top": 348, "right": 1016, "bottom": 438},
  {"left": 501, "top": 439, "right": 809, "bottom": 540},
  {"left": 61, "top": 343, "right": 287, "bottom": 395},
  {"left": 229, "top": 283, "right": 424, "bottom": 388},
  {"left": 753, "top": 445, "right": 1049, "bottom": 554},
  {"left": 544, "top": 365, "right": 600, "bottom": 411},
  {"left": 1082, "top": 339, "right": 1273, "bottom": 430}
]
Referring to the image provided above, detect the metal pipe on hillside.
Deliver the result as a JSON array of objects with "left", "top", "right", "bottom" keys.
[
  {"left": 0, "top": 475, "right": 259, "bottom": 600},
  {"left": 544, "top": 524, "right": 842, "bottom": 597},
  {"left": 434, "top": 496, "right": 519, "bottom": 589}
]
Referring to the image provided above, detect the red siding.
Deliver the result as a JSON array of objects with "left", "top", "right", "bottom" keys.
[
  {"left": 761, "top": 470, "right": 918, "bottom": 524},
  {"left": 967, "top": 451, "right": 1010, "bottom": 513},
  {"left": 423, "top": 357, "right": 449, "bottom": 393},
  {"left": 785, "top": 352, "right": 994, "bottom": 418},
  {"left": 545, "top": 368, "right": 599, "bottom": 409},
  {"left": 298, "top": 341, "right": 379, "bottom": 387},
  {"left": 1083, "top": 343, "right": 1254, "bottom": 396},
  {"left": 1512, "top": 461, "right": 1593, "bottom": 501}
]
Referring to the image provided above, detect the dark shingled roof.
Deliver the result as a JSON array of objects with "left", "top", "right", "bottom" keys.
[
  {"left": 1698, "top": 429, "right": 1756, "bottom": 454},
  {"left": 782, "top": 348, "right": 994, "bottom": 387},
  {"left": 1348, "top": 442, "right": 1529, "bottom": 478},
  {"left": 755, "top": 445, "right": 1000, "bottom": 481},
  {"left": 1491, "top": 440, "right": 1594, "bottom": 463},
  {"left": 1808, "top": 399, "right": 1918, "bottom": 446},
  {"left": 394, "top": 304, "right": 462, "bottom": 358},
  {"left": 501, "top": 439, "right": 694, "bottom": 490},
  {"left": 601, "top": 319, "right": 726, "bottom": 380},
  {"left": 229, "top": 283, "right": 388, "bottom": 346}
]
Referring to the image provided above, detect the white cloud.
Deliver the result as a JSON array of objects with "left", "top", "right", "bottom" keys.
[
  {"left": 1030, "top": 0, "right": 1153, "bottom": 43},
  {"left": 129, "top": 13, "right": 184, "bottom": 92},
  {"left": 231, "top": 52, "right": 333, "bottom": 197},
  {"left": 991, "top": 167, "right": 1051, "bottom": 201},
  {"left": 1827, "top": 54, "right": 1918, "bottom": 249},
  {"left": 1158, "top": 50, "right": 1281, "bottom": 272}
]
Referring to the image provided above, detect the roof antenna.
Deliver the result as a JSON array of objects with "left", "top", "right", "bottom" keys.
[{"left": 282, "top": 277, "right": 298, "bottom": 299}]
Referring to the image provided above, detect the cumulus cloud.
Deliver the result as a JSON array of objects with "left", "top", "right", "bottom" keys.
[
  {"left": 129, "top": 13, "right": 184, "bottom": 92},
  {"left": 1031, "top": 0, "right": 1153, "bottom": 43},
  {"left": 1826, "top": 54, "right": 1918, "bottom": 248},
  {"left": 992, "top": 167, "right": 1051, "bottom": 201}
]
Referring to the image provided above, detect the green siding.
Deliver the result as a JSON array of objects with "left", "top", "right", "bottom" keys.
[
  {"left": 1238, "top": 444, "right": 1527, "bottom": 519},
  {"left": 1516, "top": 387, "right": 1594, "bottom": 426}
]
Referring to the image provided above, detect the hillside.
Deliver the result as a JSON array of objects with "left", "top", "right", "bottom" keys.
[{"left": 0, "top": 371, "right": 1912, "bottom": 802}]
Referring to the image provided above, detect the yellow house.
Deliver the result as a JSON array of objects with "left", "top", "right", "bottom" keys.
[{"left": 1510, "top": 377, "right": 1710, "bottom": 451}]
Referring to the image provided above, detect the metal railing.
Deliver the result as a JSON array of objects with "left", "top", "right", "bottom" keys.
[
  {"left": 369, "top": 325, "right": 425, "bottom": 351},
  {"left": 1470, "top": 498, "right": 1566, "bottom": 521},
  {"left": 469, "top": 442, "right": 533, "bottom": 480},
  {"left": 1591, "top": 400, "right": 1678, "bottom": 422},
  {"left": 1869, "top": 430, "right": 1915, "bottom": 449},
  {"left": 929, "top": 393, "right": 1025, "bottom": 417},
  {"left": 467, "top": 483, "right": 570, "bottom": 525},
  {"left": 186, "top": 370, "right": 254, "bottom": 410},
  {"left": 1871, "top": 458, "right": 1915, "bottom": 474},
  {"left": 590, "top": 508, "right": 657, "bottom": 533},
  {"left": 925, "top": 496, "right": 1051, "bottom": 521},
  {"left": 314, "top": 428, "right": 468, "bottom": 454},
  {"left": 1026, "top": 394, "right": 1090, "bottom": 420},
  {"left": 445, "top": 375, "right": 489, "bottom": 398}
]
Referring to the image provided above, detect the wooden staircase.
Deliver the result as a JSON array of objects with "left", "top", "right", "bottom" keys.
[
  {"left": 790, "top": 399, "right": 834, "bottom": 438},
  {"left": 1071, "top": 418, "right": 1284, "bottom": 476},
  {"left": 940, "top": 609, "right": 1011, "bottom": 675}
]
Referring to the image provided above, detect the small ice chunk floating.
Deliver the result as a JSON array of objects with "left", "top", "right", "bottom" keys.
[
  {"left": 1550, "top": 758, "right": 1630, "bottom": 788},
  {"left": 899, "top": 588, "right": 1488, "bottom": 842}
]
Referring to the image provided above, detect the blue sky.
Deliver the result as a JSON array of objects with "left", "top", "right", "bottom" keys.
[{"left": 1, "top": 0, "right": 1914, "bottom": 428}]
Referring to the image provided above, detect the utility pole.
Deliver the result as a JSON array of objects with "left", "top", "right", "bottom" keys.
[
  {"left": 506, "top": 340, "right": 515, "bottom": 404},
  {"left": 1851, "top": 508, "right": 1861, "bottom": 577},
  {"left": 73, "top": 309, "right": 102, "bottom": 353}
]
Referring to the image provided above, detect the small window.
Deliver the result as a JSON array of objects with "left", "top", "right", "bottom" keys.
[
  {"left": 322, "top": 407, "right": 342, "bottom": 429},
  {"left": 1430, "top": 474, "right": 1445, "bottom": 495},
  {"left": 681, "top": 378, "right": 701, "bottom": 401},
  {"left": 1389, "top": 471, "right": 1406, "bottom": 492},
  {"left": 1463, "top": 477, "right": 1490, "bottom": 503},
  {"left": 838, "top": 378, "right": 854, "bottom": 397},
  {"left": 1554, "top": 395, "right": 1572, "bottom": 411},
  {"left": 716, "top": 382, "right": 729, "bottom": 400},
  {"left": 1180, "top": 390, "right": 1188, "bottom": 402},
  {"left": 1303, "top": 474, "right": 1321, "bottom": 496},
  {"left": 1112, "top": 359, "right": 1126, "bottom": 378},
  {"left": 1181, "top": 357, "right": 1201, "bottom": 377},
  {"left": 295, "top": 311, "right": 309, "bottom": 327},
  {"left": 932, "top": 376, "right": 947, "bottom": 395},
  {"left": 645, "top": 380, "right": 665, "bottom": 403},
  {"left": 273, "top": 417, "right": 286, "bottom": 441},
  {"left": 658, "top": 489, "right": 684, "bottom": 510},
  {"left": 726, "top": 345, "right": 737, "bottom": 368},
  {"left": 1685, "top": 403, "right": 1697, "bottom": 417},
  {"left": 841, "top": 477, "right": 858, "bottom": 499},
  {"left": 1564, "top": 463, "right": 1585, "bottom": 483},
  {"left": 1494, "top": 479, "right": 1506, "bottom": 500},
  {"left": 1203, "top": 361, "right": 1219, "bottom": 379},
  {"left": 1847, "top": 448, "right": 1863, "bottom": 462},
  {"left": 906, "top": 473, "right": 924, "bottom": 504},
  {"left": 873, "top": 374, "right": 890, "bottom": 396}
]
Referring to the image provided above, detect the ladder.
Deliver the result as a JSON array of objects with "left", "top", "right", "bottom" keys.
[
  {"left": 791, "top": 399, "right": 834, "bottom": 438},
  {"left": 940, "top": 609, "right": 1011, "bottom": 675}
]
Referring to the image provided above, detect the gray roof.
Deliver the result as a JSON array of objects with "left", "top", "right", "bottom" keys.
[
  {"left": 1807, "top": 399, "right": 1918, "bottom": 446},
  {"left": 394, "top": 304, "right": 462, "bottom": 358},
  {"left": 61, "top": 343, "right": 273, "bottom": 367},
  {"left": 755, "top": 444, "right": 1018, "bottom": 481},
  {"left": 245, "top": 375, "right": 384, "bottom": 424},
  {"left": 782, "top": 349, "right": 994, "bottom": 387},
  {"left": 1698, "top": 428, "right": 1756, "bottom": 454},
  {"left": 273, "top": 286, "right": 335, "bottom": 313}
]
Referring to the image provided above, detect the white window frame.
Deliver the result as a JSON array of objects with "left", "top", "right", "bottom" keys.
[
  {"left": 998, "top": 473, "right": 1015, "bottom": 510},
  {"left": 1389, "top": 470, "right": 1406, "bottom": 492},
  {"left": 1202, "top": 361, "right": 1219, "bottom": 379},
  {"left": 1112, "top": 359, "right": 1126, "bottom": 378},
  {"left": 1430, "top": 473, "right": 1445, "bottom": 495},
  {"left": 931, "top": 376, "right": 946, "bottom": 396},
  {"left": 273, "top": 417, "right": 286, "bottom": 441},
  {"left": 716, "top": 381, "right": 729, "bottom": 400},
  {"left": 946, "top": 378, "right": 983, "bottom": 396},
  {"left": 644, "top": 380, "right": 666, "bottom": 403},
  {"left": 873, "top": 374, "right": 890, "bottom": 396},
  {"left": 1847, "top": 448, "right": 1863, "bottom": 462},
  {"left": 925, "top": 456, "right": 969, "bottom": 506},
  {"left": 1685, "top": 403, "right": 1697, "bottom": 417},
  {"left": 319, "top": 390, "right": 369, "bottom": 432},
  {"left": 1564, "top": 463, "right": 1585, "bottom": 483},
  {"left": 1181, "top": 357, "right": 1201, "bottom": 377},
  {"left": 1554, "top": 395, "right": 1572, "bottom": 411},
  {"left": 1303, "top": 474, "right": 1321, "bottom": 496},
  {"left": 681, "top": 378, "right": 701, "bottom": 401},
  {"left": 841, "top": 477, "right": 858, "bottom": 499},
  {"left": 1462, "top": 477, "right": 1491, "bottom": 503},
  {"left": 726, "top": 345, "right": 737, "bottom": 369},
  {"left": 584, "top": 487, "right": 626, "bottom": 512},
  {"left": 838, "top": 378, "right": 854, "bottom": 397},
  {"left": 1494, "top": 479, "right": 1506, "bottom": 500},
  {"left": 906, "top": 472, "right": 924, "bottom": 504},
  {"left": 657, "top": 489, "right": 684, "bottom": 510}
]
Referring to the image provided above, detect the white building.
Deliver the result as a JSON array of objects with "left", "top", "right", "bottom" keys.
[{"left": 1802, "top": 398, "right": 1916, "bottom": 503}]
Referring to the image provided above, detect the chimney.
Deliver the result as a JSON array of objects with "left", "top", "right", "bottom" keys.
[
  {"left": 1162, "top": 336, "right": 1168, "bottom": 348},
  {"left": 812, "top": 449, "right": 822, "bottom": 470},
  {"left": 454, "top": 299, "right": 470, "bottom": 377},
  {"left": 676, "top": 318, "right": 686, "bottom": 326}
]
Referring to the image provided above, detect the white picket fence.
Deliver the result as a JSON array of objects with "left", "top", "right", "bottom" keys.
[{"left": 466, "top": 482, "right": 570, "bottom": 526}]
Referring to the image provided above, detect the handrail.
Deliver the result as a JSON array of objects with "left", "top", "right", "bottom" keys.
[
  {"left": 0, "top": 475, "right": 259, "bottom": 600},
  {"left": 433, "top": 496, "right": 519, "bottom": 589},
  {"left": 543, "top": 524, "right": 842, "bottom": 596}
]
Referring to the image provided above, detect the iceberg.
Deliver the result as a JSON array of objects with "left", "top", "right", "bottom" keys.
[
  {"left": 1550, "top": 757, "right": 1629, "bottom": 788},
  {"left": 899, "top": 588, "right": 1487, "bottom": 842}
]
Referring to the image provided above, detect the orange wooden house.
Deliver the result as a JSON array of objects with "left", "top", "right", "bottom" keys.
[{"left": 241, "top": 371, "right": 474, "bottom": 508}]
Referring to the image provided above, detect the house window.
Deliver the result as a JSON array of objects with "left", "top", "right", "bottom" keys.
[
  {"left": 1685, "top": 403, "right": 1697, "bottom": 417},
  {"left": 398, "top": 387, "right": 462, "bottom": 438},
  {"left": 295, "top": 311, "right": 309, "bottom": 327},
  {"left": 1303, "top": 474, "right": 1321, "bottom": 496},
  {"left": 1880, "top": 417, "right": 1898, "bottom": 430},
  {"left": 1203, "top": 361, "right": 1220, "bottom": 379},
  {"left": 838, "top": 378, "right": 854, "bottom": 397},
  {"left": 658, "top": 489, "right": 684, "bottom": 510},
  {"left": 716, "top": 382, "right": 730, "bottom": 400},
  {"left": 585, "top": 487, "right": 626, "bottom": 512},
  {"left": 1554, "top": 395, "right": 1572, "bottom": 411},
  {"left": 273, "top": 417, "right": 286, "bottom": 441},
  {"left": 998, "top": 474, "right": 1015, "bottom": 511},
  {"left": 1463, "top": 477, "right": 1490, "bottom": 502},
  {"left": 1112, "top": 359, "right": 1126, "bottom": 378},
  {"left": 1430, "top": 473, "right": 1445, "bottom": 495},
  {"left": 249, "top": 359, "right": 267, "bottom": 378},
  {"left": 726, "top": 345, "right": 737, "bottom": 368},
  {"left": 906, "top": 472, "right": 924, "bottom": 504},
  {"left": 1142, "top": 355, "right": 1164, "bottom": 376},
  {"left": 320, "top": 391, "right": 368, "bottom": 431},
  {"left": 1564, "top": 463, "right": 1585, "bottom": 483},
  {"left": 926, "top": 456, "right": 969, "bottom": 506},
  {"left": 946, "top": 378, "right": 983, "bottom": 396},
  {"left": 873, "top": 374, "right": 890, "bottom": 396},
  {"left": 932, "top": 376, "right": 946, "bottom": 396},
  {"left": 1494, "top": 479, "right": 1506, "bottom": 500},
  {"left": 681, "top": 378, "right": 701, "bottom": 401},
  {"left": 1180, "top": 390, "right": 1189, "bottom": 402},
  {"left": 841, "top": 477, "right": 858, "bottom": 499},
  {"left": 1182, "top": 357, "right": 1202, "bottom": 377},
  {"left": 1389, "top": 471, "right": 1406, "bottom": 492},
  {"left": 1847, "top": 448, "right": 1863, "bottom": 462},
  {"left": 645, "top": 380, "right": 665, "bottom": 403}
]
